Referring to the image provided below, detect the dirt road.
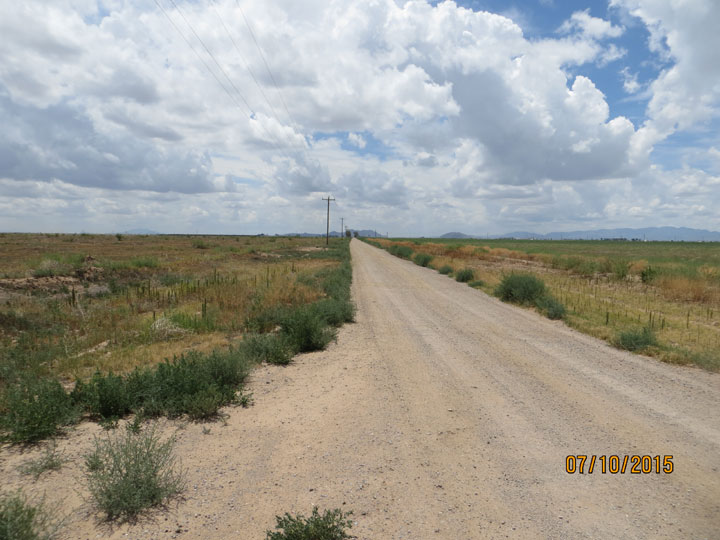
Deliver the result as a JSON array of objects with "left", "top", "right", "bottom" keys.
[{"left": 4, "top": 238, "right": 720, "bottom": 539}]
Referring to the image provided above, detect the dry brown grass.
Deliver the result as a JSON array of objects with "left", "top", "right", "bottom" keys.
[{"left": 0, "top": 234, "right": 345, "bottom": 380}]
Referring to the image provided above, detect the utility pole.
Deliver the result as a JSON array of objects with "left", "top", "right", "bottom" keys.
[
  {"left": 322, "top": 196, "right": 335, "bottom": 245},
  {"left": 341, "top": 217, "right": 344, "bottom": 238}
]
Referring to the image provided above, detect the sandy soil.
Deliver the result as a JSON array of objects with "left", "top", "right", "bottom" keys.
[{"left": 2, "top": 238, "right": 719, "bottom": 539}]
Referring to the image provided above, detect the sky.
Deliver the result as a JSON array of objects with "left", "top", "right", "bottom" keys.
[{"left": 0, "top": 0, "right": 719, "bottom": 236}]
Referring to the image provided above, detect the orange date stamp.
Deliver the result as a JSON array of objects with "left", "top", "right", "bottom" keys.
[{"left": 565, "top": 455, "right": 673, "bottom": 474}]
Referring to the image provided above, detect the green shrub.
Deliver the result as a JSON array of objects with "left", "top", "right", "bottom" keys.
[
  {"left": 495, "top": 274, "right": 546, "bottom": 305},
  {"left": 438, "top": 265, "right": 453, "bottom": 275},
  {"left": 85, "top": 426, "right": 185, "bottom": 521},
  {"left": 72, "top": 371, "right": 131, "bottom": 420},
  {"left": 535, "top": 295, "right": 566, "bottom": 320},
  {"left": 280, "top": 306, "right": 336, "bottom": 353},
  {"left": 413, "top": 253, "right": 433, "bottom": 267},
  {"left": 388, "top": 245, "right": 413, "bottom": 259},
  {"left": 266, "top": 507, "right": 354, "bottom": 540},
  {"left": 455, "top": 268, "right": 474, "bottom": 283},
  {"left": 72, "top": 348, "right": 252, "bottom": 422},
  {"left": 612, "top": 261, "right": 629, "bottom": 280},
  {"left": 181, "top": 385, "right": 226, "bottom": 420},
  {"left": 1, "top": 378, "right": 78, "bottom": 443},
  {"left": 688, "top": 350, "right": 720, "bottom": 372},
  {"left": 241, "top": 333, "right": 293, "bottom": 365},
  {"left": 615, "top": 327, "right": 657, "bottom": 351},
  {"left": 311, "top": 298, "right": 355, "bottom": 327},
  {"left": 0, "top": 491, "right": 58, "bottom": 540},
  {"left": 641, "top": 266, "right": 657, "bottom": 283},
  {"left": 468, "top": 280, "right": 485, "bottom": 288}
]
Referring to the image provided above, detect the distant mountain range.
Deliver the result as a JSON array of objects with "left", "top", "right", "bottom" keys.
[{"left": 441, "top": 227, "right": 720, "bottom": 241}]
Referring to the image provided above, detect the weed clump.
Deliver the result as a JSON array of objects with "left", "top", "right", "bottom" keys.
[
  {"left": 641, "top": 266, "right": 657, "bottom": 283},
  {"left": 468, "top": 280, "right": 485, "bottom": 288},
  {"left": 72, "top": 348, "right": 252, "bottom": 421},
  {"left": 279, "top": 306, "right": 336, "bottom": 353},
  {"left": 438, "top": 265, "right": 453, "bottom": 275},
  {"left": 495, "top": 274, "right": 567, "bottom": 320},
  {"left": 535, "top": 295, "right": 566, "bottom": 320},
  {"left": 388, "top": 245, "right": 413, "bottom": 259},
  {"left": 615, "top": 327, "right": 657, "bottom": 351},
  {"left": 20, "top": 442, "right": 67, "bottom": 479},
  {"left": 495, "top": 274, "right": 546, "bottom": 304},
  {"left": 1, "top": 377, "right": 78, "bottom": 443},
  {"left": 85, "top": 426, "right": 185, "bottom": 521},
  {"left": 0, "top": 491, "right": 59, "bottom": 540},
  {"left": 241, "top": 333, "right": 293, "bottom": 365},
  {"left": 413, "top": 253, "right": 433, "bottom": 267},
  {"left": 266, "top": 507, "right": 355, "bottom": 540},
  {"left": 455, "top": 268, "right": 474, "bottom": 283}
]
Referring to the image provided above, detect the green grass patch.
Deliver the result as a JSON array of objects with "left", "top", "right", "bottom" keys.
[
  {"left": 0, "top": 491, "right": 59, "bottom": 540},
  {"left": 535, "top": 295, "right": 566, "bottom": 320},
  {"left": 72, "top": 347, "right": 253, "bottom": 422},
  {"left": 85, "top": 425, "right": 185, "bottom": 521},
  {"left": 615, "top": 327, "right": 657, "bottom": 351},
  {"left": 495, "top": 274, "right": 546, "bottom": 305},
  {"left": 438, "top": 265, "right": 453, "bottom": 275},
  {"left": 468, "top": 280, "right": 485, "bottom": 288},
  {"left": 130, "top": 257, "right": 158, "bottom": 269},
  {"left": 387, "top": 245, "right": 413, "bottom": 259},
  {"left": 413, "top": 253, "right": 434, "bottom": 267},
  {"left": 455, "top": 268, "right": 474, "bottom": 283},
  {"left": 266, "top": 507, "right": 354, "bottom": 540},
  {"left": 241, "top": 333, "right": 293, "bottom": 366},
  {"left": 0, "top": 377, "right": 78, "bottom": 444}
]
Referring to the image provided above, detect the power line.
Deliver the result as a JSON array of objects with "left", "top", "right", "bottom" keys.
[
  {"left": 235, "top": 0, "right": 303, "bottom": 142},
  {"left": 153, "top": 0, "right": 246, "bottom": 115},
  {"left": 162, "top": 0, "right": 294, "bottom": 161},
  {"left": 168, "top": 0, "right": 254, "bottom": 113},
  {"left": 210, "top": 1, "right": 309, "bottom": 159},
  {"left": 210, "top": 1, "right": 284, "bottom": 133}
]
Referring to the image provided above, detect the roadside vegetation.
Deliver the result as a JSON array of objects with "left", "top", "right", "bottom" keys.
[
  {"left": 85, "top": 425, "right": 185, "bottom": 521},
  {"left": 0, "top": 233, "right": 355, "bottom": 530},
  {"left": 363, "top": 236, "right": 720, "bottom": 370},
  {"left": 1, "top": 233, "right": 353, "bottom": 444},
  {"left": 266, "top": 507, "right": 355, "bottom": 540},
  {"left": 0, "top": 491, "right": 59, "bottom": 540}
]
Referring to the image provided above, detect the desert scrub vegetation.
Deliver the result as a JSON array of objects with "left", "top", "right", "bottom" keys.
[
  {"left": 615, "top": 327, "right": 658, "bottom": 352},
  {"left": 0, "top": 377, "right": 79, "bottom": 443},
  {"left": 0, "top": 491, "right": 59, "bottom": 540},
  {"left": 85, "top": 425, "right": 185, "bottom": 521},
  {"left": 438, "top": 265, "right": 453, "bottom": 275},
  {"left": 455, "top": 268, "right": 475, "bottom": 283},
  {"left": 495, "top": 274, "right": 566, "bottom": 321},
  {"left": 266, "top": 507, "right": 355, "bottom": 540},
  {"left": 387, "top": 245, "right": 414, "bottom": 259},
  {"left": 0, "top": 235, "right": 354, "bottom": 442},
  {"left": 495, "top": 274, "right": 547, "bottom": 304},
  {"left": 374, "top": 237, "right": 720, "bottom": 370},
  {"left": 413, "top": 253, "right": 434, "bottom": 267}
]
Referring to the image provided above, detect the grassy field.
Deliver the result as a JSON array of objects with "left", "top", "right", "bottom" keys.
[
  {"left": 1, "top": 233, "right": 353, "bottom": 441},
  {"left": 365, "top": 237, "right": 720, "bottom": 371}
]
